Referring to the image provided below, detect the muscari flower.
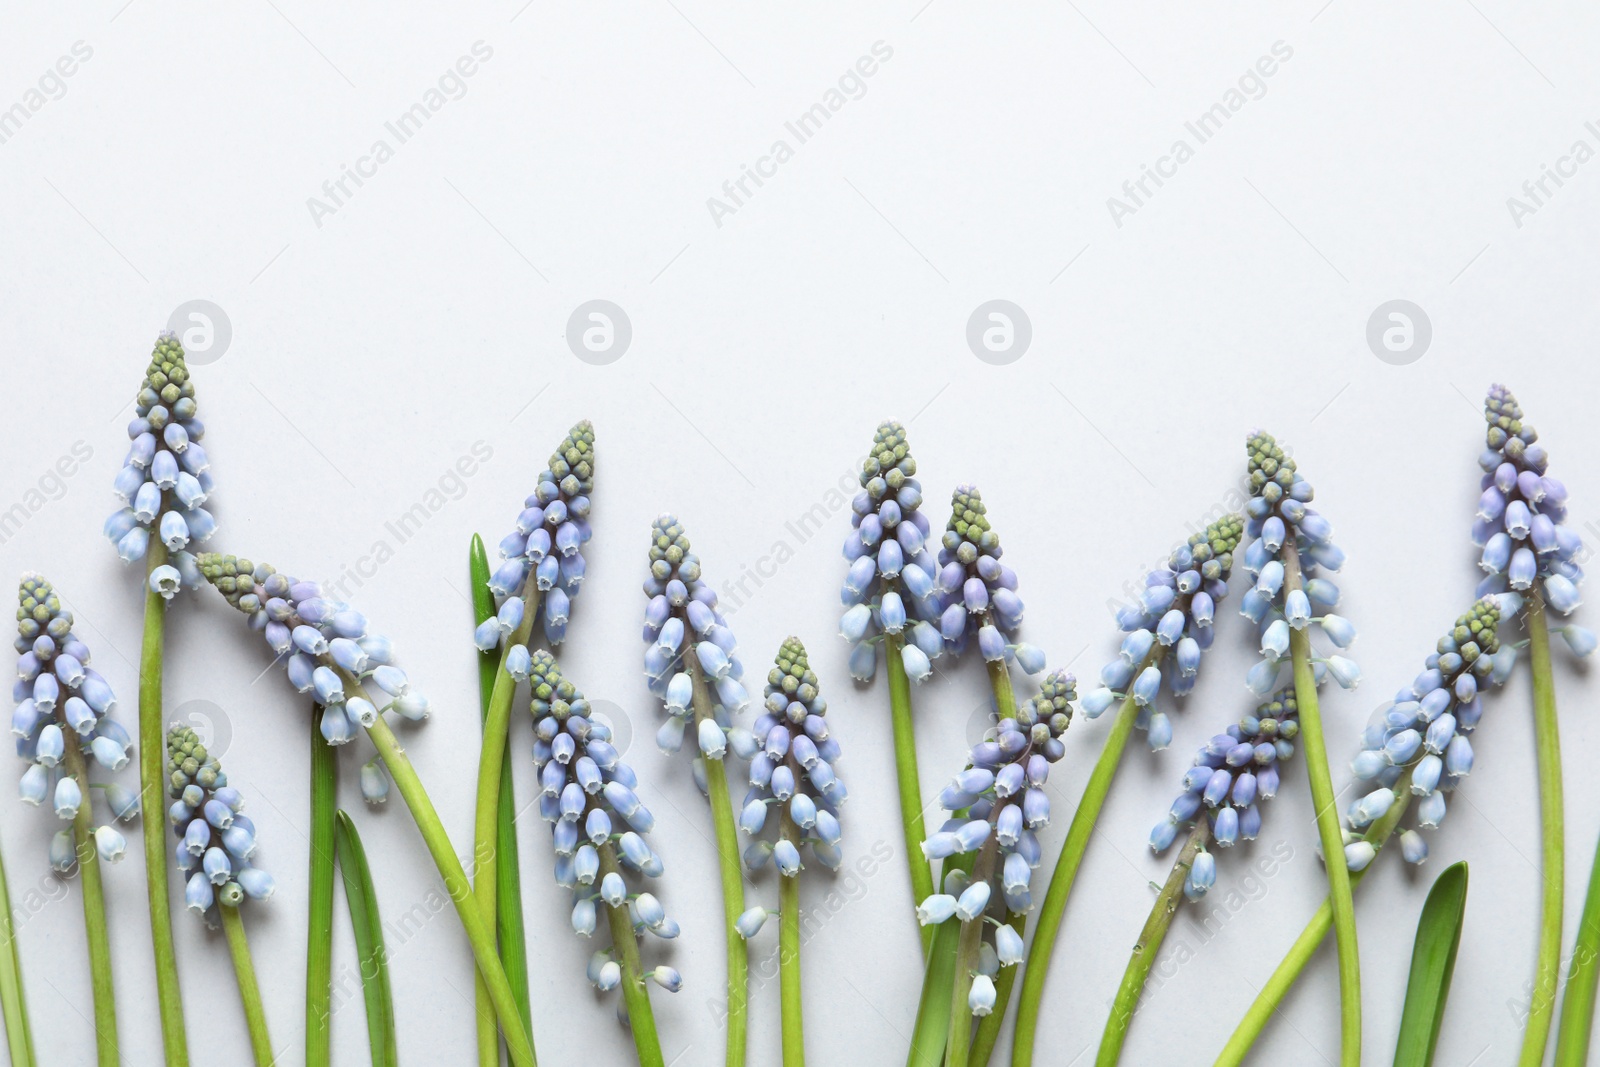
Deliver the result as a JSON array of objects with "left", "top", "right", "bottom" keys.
[
  {"left": 738, "top": 639, "right": 846, "bottom": 878},
  {"left": 1343, "top": 598, "right": 1504, "bottom": 870},
  {"left": 195, "top": 554, "right": 428, "bottom": 804},
  {"left": 1240, "top": 432, "right": 1357, "bottom": 697},
  {"left": 1473, "top": 386, "right": 1592, "bottom": 656},
  {"left": 1079, "top": 515, "right": 1243, "bottom": 750},
  {"left": 525, "top": 651, "right": 682, "bottom": 998},
  {"left": 917, "top": 671, "right": 1076, "bottom": 1002},
  {"left": 1150, "top": 686, "right": 1299, "bottom": 898},
  {"left": 926, "top": 485, "right": 1046, "bottom": 677},
  {"left": 641, "top": 515, "right": 749, "bottom": 787},
  {"left": 13, "top": 575, "right": 139, "bottom": 870},
  {"left": 167, "top": 724, "right": 272, "bottom": 921},
  {"left": 104, "top": 334, "right": 218, "bottom": 599},
  {"left": 839, "top": 420, "right": 942, "bottom": 683}
]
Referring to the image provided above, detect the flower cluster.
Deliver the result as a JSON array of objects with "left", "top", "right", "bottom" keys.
[
  {"left": 916, "top": 670, "right": 1077, "bottom": 1015},
  {"left": 13, "top": 576, "right": 138, "bottom": 871},
  {"left": 1079, "top": 515, "right": 1243, "bottom": 749},
  {"left": 1475, "top": 386, "right": 1587, "bottom": 631},
  {"left": 167, "top": 724, "right": 272, "bottom": 919},
  {"left": 1150, "top": 686, "right": 1300, "bottom": 899},
  {"left": 196, "top": 554, "right": 428, "bottom": 804},
  {"left": 839, "top": 420, "right": 942, "bottom": 683},
  {"left": 525, "top": 651, "right": 682, "bottom": 997},
  {"left": 1240, "top": 431, "right": 1358, "bottom": 696},
  {"left": 479, "top": 420, "right": 595, "bottom": 648},
  {"left": 1344, "top": 598, "right": 1505, "bottom": 870},
  {"left": 926, "top": 485, "right": 1044, "bottom": 675},
  {"left": 641, "top": 515, "right": 750, "bottom": 780},
  {"left": 732, "top": 639, "right": 846, "bottom": 880},
  {"left": 104, "top": 334, "right": 218, "bottom": 600}
]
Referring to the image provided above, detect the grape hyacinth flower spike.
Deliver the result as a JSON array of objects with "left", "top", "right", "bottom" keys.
[
  {"left": 837, "top": 421, "right": 942, "bottom": 955},
  {"left": 914, "top": 672, "right": 1074, "bottom": 1067},
  {"left": 931, "top": 485, "right": 1044, "bottom": 677},
  {"left": 734, "top": 638, "right": 845, "bottom": 1067},
  {"left": 105, "top": 333, "right": 218, "bottom": 1065},
  {"left": 470, "top": 419, "right": 592, "bottom": 1064},
  {"left": 526, "top": 651, "right": 675, "bottom": 1065},
  {"left": 1237, "top": 429, "right": 1362, "bottom": 1067},
  {"left": 1469, "top": 386, "right": 1587, "bottom": 1067},
  {"left": 1097, "top": 687, "right": 1300, "bottom": 1065},
  {"left": 1216, "top": 599, "right": 1508, "bottom": 1065},
  {"left": 642, "top": 514, "right": 751, "bottom": 1067},
  {"left": 14, "top": 575, "right": 139, "bottom": 1064},
  {"left": 1011, "top": 515, "right": 1240, "bottom": 1067},
  {"left": 195, "top": 553, "right": 536, "bottom": 1067},
  {"left": 166, "top": 725, "right": 275, "bottom": 1065}
]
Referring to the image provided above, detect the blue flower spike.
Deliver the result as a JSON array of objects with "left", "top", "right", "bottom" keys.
[
  {"left": 167, "top": 724, "right": 271, "bottom": 922},
  {"left": 931, "top": 485, "right": 1046, "bottom": 676},
  {"left": 105, "top": 334, "right": 219, "bottom": 596}
]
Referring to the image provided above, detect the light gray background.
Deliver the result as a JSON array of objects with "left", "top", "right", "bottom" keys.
[{"left": 1, "top": 2, "right": 1597, "bottom": 1064}]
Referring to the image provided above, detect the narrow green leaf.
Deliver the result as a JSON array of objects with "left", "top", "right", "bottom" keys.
[
  {"left": 1555, "top": 825, "right": 1600, "bottom": 1065},
  {"left": 0, "top": 824, "right": 35, "bottom": 1066},
  {"left": 470, "top": 533, "right": 534, "bottom": 1037},
  {"left": 305, "top": 703, "right": 337, "bottom": 1067},
  {"left": 335, "top": 811, "right": 398, "bottom": 1067},
  {"left": 1393, "top": 861, "right": 1469, "bottom": 1067},
  {"left": 907, "top": 853, "right": 973, "bottom": 1067}
]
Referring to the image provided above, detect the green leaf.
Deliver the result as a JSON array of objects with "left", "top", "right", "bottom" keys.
[
  {"left": 1555, "top": 825, "right": 1600, "bottom": 1065},
  {"left": 0, "top": 824, "right": 35, "bottom": 1067},
  {"left": 306, "top": 704, "right": 338, "bottom": 1067},
  {"left": 336, "top": 811, "right": 398, "bottom": 1067},
  {"left": 1393, "top": 861, "right": 1469, "bottom": 1067},
  {"left": 470, "top": 533, "right": 534, "bottom": 1037},
  {"left": 907, "top": 853, "right": 973, "bottom": 1067}
]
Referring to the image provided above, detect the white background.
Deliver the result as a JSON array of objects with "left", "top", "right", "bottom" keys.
[{"left": 2, "top": 2, "right": 1598, "bottom": 1064}]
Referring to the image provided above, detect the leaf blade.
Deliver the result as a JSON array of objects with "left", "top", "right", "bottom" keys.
[
  {"left": 1393, "top": 860, "right": 1469, "bottom": 1067},
  {"left": 336, "top": 811, "right": 398, "bottom": 1067}
]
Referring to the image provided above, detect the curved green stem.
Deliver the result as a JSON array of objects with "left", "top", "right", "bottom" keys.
[
  {"left": 0, "top": 824, "right": 34, "bottom": 1066},
  {"left": 221, "top": 905, "right": 274, "bottom": 1067},
  {"left": 1520, "top": 593, "right": 1563, "bottom": 1067},
  {"left": 1555, "top": 823, "right": 1600, "bottom": 1065},
  {"left": 1213, "top": 764, "right": 1415, "bottom": 1066},
  {"left": 1097, "top": 822, "right": 1210, "bottom": 1067},
  {"left": 1283, "top": 544, "right": 1360, "bottom": 1067},
  {"left": 305, "top": 705, "right": 337, "bottom": 1067},
  {"left": 947, "top": 836, "right": 998, "bottom": 1067},
  {"left": 363, "top": 711, "right": 536, "bottom": 1067},
  {"left": 64, "top": 733, "right": 118, "bottom": 1067},
  {"left": 470, "top": 536, "right": 534, "bottom": 1043},
  {"left": 969, "top": 652, "right": 1020, "bottom": 1067},
  {"left": 780, "top": 807, "right": 806, "bottom": 1067},
  {"left": 139, "top": 543, "right": 188, "bottom": 1067},
  {"left": 686, "top": 655, "right": 748, "bottom": 1067},
  {"left": 599, "top": 846, "right": 665, "bottom": 1067},
  {"left": 1011, "top": 649, "right": 1161, "bottom": 1066},
  {"left": 472, "top": 577, "right": 540, "bottom": 1067},
  {"left": 886, "top": 631, "right": 935, "bottom": 959}
]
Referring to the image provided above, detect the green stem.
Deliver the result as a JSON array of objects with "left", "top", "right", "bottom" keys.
[
  {"left": 1284, "top": 543, "right": 1360, "bottom": 1067},
  {"left": 948, "top": 822, "right": 1001, "bottom": 1067},
  {"left": 0, "top": 825, "right": 33, "bottom": 1067},
  {"left": 1096, "top": 822, "right": 1210, "bottom": 1067},
  {"left": 1520, "top": 593, "right": 1563, "bottom": 1067},
  {"left": 1213, "top": 764, "right": 1415, "bottom": 1066},
  {"left": 968, "top": 651, "right": 1020, "bottom": 1067},
  {"left": 472, "top": 577, "right": 541, "bottom": 1067},
  {"left": 306, "top": 705, "right": 337, "bottom": 1067},
  {"left": 686, "top": 654, "right": 748, "bottom": 1067},
  {"left": 363, "top": 711, "right": 537, "bottom": 1067},
  {"left": 886, "top": 631, "right": 935, "bottom": 959},
  {"left": 907, "top": 854, "right": 973, "bottom": 1067},
  {"left": 1011, "top": 649, "right": 1160, "bottom": 1067},
  {"left": 599, "top": 846, "right": 665, "bottom": 1067},
  {"left": 780, "top": 807, "right": 806, "bottom": 1067},
  {"left": 1555, "top": 824, "right": 1600, "bottom": 1065},
  {"left": 64, "top": 733, "right": 118, "bottom": 1067},
  {"left": 221, "top": 905, "right": 274, "bottom": 1067},
  {"left": 139, "top": 543, "right": 188, "bottom": 1067},
  {"left": 470, "top": 535, "right": 534, "bottom": 1043}
]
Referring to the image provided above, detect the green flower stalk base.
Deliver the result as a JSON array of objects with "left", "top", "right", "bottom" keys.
[
  {"left": 139, "top": 544, "right": 188, "bottom": 1067},
  {"left": 1095, "top": 821, "right": 1211, "bottom": 1066},
  {"left": 0, "top": 824, "right": 34, "bottom": 1067},
  {"left": 305, "top": 705, "right": 337, "bottom": 1067},
  {"left": 1520, "top": 593, "right": 1563, "bottom": 1067},
  {"left": 686, "top": 655, "right": 749, "bottom": 1067},
  {"left": 1283, "top": 544, "right": 1361, "bottom": 1067},
  {"left": 221, "top": 904, "right": 274, "bottom": 1067},
  {"left": 64, "top": 734, "right": 118, "bottom": 1067},
  {"left": 600, "top": 847, "right": 665, "bottom": 1067},
  {"left": 885, "top": 631, "right": 935, "bottom": 959},
  {"left": 780, "top": 810, "right": 806, "bottom": 1067}
]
